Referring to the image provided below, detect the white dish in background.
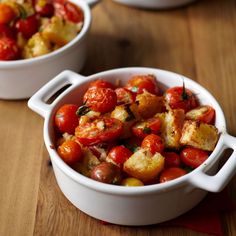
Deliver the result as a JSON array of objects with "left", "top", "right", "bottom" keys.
[
  {"left": 113, "top": 0, "right": 196, "bottom": 9},
  {"left": 0, "top": 0, "right": 99, "bottom": 100},
  {"left": 28, "top": 67, "right": 236, "bottom": 226}
]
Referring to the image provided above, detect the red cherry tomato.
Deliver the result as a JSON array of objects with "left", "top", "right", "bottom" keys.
[
  {"left": 88, "top": 79, "right": 115, "bottom": 89},
  {"left": 0, "top": 24, "right": 16, "bottom": 39},
  {"left": 164, "top": 152, "right": 181, "bottom": 168},
  {"left": 186, "top": 105, "right": 215, "bottom": 124},
  {"left": 15, "top": 14, "right": 40, "bottom": 39},
  {"left": 57, "top": 140, "right": 82, "bottom": 165},
  {"left": 115, "top": 87, "right": 136, "bottom": 105},
  {"left": 0, "top": 3, "right": 16, "bottom": 24},
  {"left": 54, "top": 1, "right": 83, "bottom": 23},
  {"left": 132, "top": 117, "right": 161, "bottom": 139},
  {"left": 83, "top": 87, "right": 117, "bottom": 113},
  {"left": 107, "top": 145, "right": 132, "bottom": 167},
  {"left": 35, "top": 0, "right": 54, "bottom": 17},
  {"left": 126, "top": 75, "right": 161, "bottom": 95},
  {"left": 165, "top": 86, "right": 198, "bottom": 112},
  {"left": 75, "top": 117, "right": 123, "bottom": 146},
  {"left": 0, "top": 37, "right": 19, "bottom": 60},
  {"left": 141, "top": 134, "right": 164, "bottom": 154},
  {"left": 159, "top": 167, "right": 187, "bottom": 183},
  {"left": 55, "top": 104, "right": 79, "bottom": 134},
  {"left": 180, "top": 147, "right": 209, "bottom": 168}
]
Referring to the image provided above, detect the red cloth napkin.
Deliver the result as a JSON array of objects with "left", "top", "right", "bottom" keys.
[
  {"left": 100, "top": 189, "right": 235, "bottom": 235},
  {"left": 162, "top": 189, "right": 235, "bottom": 235}
]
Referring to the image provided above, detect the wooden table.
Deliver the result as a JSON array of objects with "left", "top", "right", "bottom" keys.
[{"left": 1, "top": 0, "right": 236, "bottom": 235}]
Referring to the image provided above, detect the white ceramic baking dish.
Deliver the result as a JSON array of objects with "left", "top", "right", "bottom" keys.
[
  {"left": 0, "top": 0, "right": 99, "bottom": 100},
  {"left": 28, "top": 67, "right": 236, "bottom": 225},
  {"left": 113, "top": 0, "right": 196, "bottom": 9}
]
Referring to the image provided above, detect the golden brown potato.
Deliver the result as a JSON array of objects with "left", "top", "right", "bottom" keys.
[
  {"left": 73, "top": 147, "right": 100, "bottom": 177},
  {"left": 123, "top": 148, "right": 165, "bottom": 182},
  {"left": 155, "top": 109, "right": 185, "bottom": 149},
  {"left": 111, "top": 103, "right": 140, "bottom": 138},
  {"left": 180, "top": 120, "right": 219, "bottom": 151},
  {"left": 42, "top": 16, "right": 79, "bottom": 46},
  {"left": 136, "top": 91, "right": 164, "bottom": 119}
]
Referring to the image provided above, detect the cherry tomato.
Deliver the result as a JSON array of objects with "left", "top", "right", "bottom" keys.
[
  {"left": 132, "top": 117, "right": 161, "bottom": 139},
  {"left": 115, "top": 87, "right": 136, "bottom": 105},
  {"left": 164, "top": 85, "right": 198, "bottom": 112},
  {"left": 164, "top": 152, "right": 181, "bottom": 168},
  {"left": 186, "top": 105, "right": 215, "bottom": 124},
  {"left": 121, "top": 177, "right": 144, "bottom": 186},
  {"left": 180, "top": 147, "right": 209, "bottom": 168},
  {"left": 35, "top": 0, "right": 54, "bottom": 17},
  {"left": 0, "top": 37, "right": 19, "bottom": 60},
  {"left": 141, "top": 134, "right": 164, "bottom": 154},
  {"left": 55, "top": 104, "right": 79, "bottom": 134},
  {"left": 159, "top": 167, "right": 187, "bottom": 183},
  {"left": 88, "top": 79, "right": 115, "bottom": 89},
  {"left": 57, "top": 140, "right": 82, "bottom": 165},
  {"left": 126, "top": 74, "right": 161, "bottom": 95},
  {"left": 15, "top": 14, "right": 40, "bottom": 39},
  {"left": 107, "top": 145, "right": 132, "bottom": 167},
  {"left": 75, "top": 117, "right": 123, "bottom": 146},
  {"left": 0, "top": 3, "right": 16, "bottom": 24},
  {"left": 0, "top": 24, "right": 16, "bottom": 39},
  {"left": 54, "top": 1, "right": 83, "bottom": 23},
  {"left": 90, "top": 162, "right": 122, "bottom": 184},
  {"left": 83, "top": 87, "right": 117, "bottom": 113}
]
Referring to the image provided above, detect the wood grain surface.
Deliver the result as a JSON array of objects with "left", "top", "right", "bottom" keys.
[{"left": 1, "top": 0, "right": 236, "bottom": 235}]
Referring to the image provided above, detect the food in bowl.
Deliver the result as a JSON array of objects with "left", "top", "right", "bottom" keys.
[
  {"left": 28, "top": 68, "right": 236, "bottom": 225},
  {"left": 54, "top": 74, "right": 219, "bottom": 186},
  {"left": 0, "top": 0, "right": 84, "bottom": 60}
]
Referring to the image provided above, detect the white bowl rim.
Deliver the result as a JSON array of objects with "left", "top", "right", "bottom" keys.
[
  {"left": 43, "top": 67, "right": 227, "bottom": 196},
  {"left": 0, "top": 0, "right": 91, "bottom": 68}
]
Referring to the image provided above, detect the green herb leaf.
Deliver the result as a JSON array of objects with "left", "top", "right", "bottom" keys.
[
  {"left": 76, "top": 105, "right": 90, "bottom": 116},
  {"left": 143, "top": 127, "right": 151, "bottom": 134}
]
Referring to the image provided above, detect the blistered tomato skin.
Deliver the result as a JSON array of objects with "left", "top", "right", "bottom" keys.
[
  {"left": 83, "top": 87, "right": 117, "bottom": 113},
  {"left": 35, "top": 0, "right": 54, "bottom": 17},
  {"left": 0, "top": 37, "right": 19, "bottom": 60},
  {"left": 75, "top": 117, "right": 123, "bottom": 146},
  {"left": 88, "top": 79, "right": 115, "bottom": 89},
  {"left": 115, "top": 87, "right": 136, "bottom": 105},
  {"left": 126, "top": 75, "right": 161, "bottom": 95},
  {"left": 141, "top": 134, "right": 164, "bottom": 155},
  {"left": 91, "top": 162, "right": 122, "bottom": 184},
  {"left": 55, "top": 104, "right": 79, "bottom": 135},
  {"left": 0, "top": 3, "right": 16, "bottom": 24},
  {"left": 164, "top": 86, "right": 198, "bottom": 112}
]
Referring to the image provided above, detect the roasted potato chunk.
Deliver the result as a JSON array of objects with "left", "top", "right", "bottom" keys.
[
  {"left": 22, "top": 32, "right": 51, "bottom": 58},
  {"left": 42, "top": 16, "right": 79, "bottom": 46},
  {"left": 136, "top": 91, "right": 164, "bottom": 119},
  {"left": 123, "top": 148, "right": 165, "bottom": 182},
  {"left": 111, "top": 103, "right": 139, "bottom": 138},
  {"left": 156, "top": 109, "right": 185, "bottom": 149},
  {"left": 180, "top": 120, "right": 219, "bottom": 151},
  {"left": 73, "top": 147, "right": 100, "bottom": 177}
]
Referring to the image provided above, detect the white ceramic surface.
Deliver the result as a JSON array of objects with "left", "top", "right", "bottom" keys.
[
  {"left": 28, "top": 67, "right": 236, "bottom": 225},
  {"left": 113, "top": 0, "right": 196, "bottom": 9},
  {"left": 0, "top": 0, "right": 99, "bottom": 100}
]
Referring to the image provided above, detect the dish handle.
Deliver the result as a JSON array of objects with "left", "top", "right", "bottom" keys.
[
  {"left": 188, "top": 133, "right": 236, "bottom": 192},
  {"left": 28, "top": 70, "right": 86, "bottom": 118}
]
